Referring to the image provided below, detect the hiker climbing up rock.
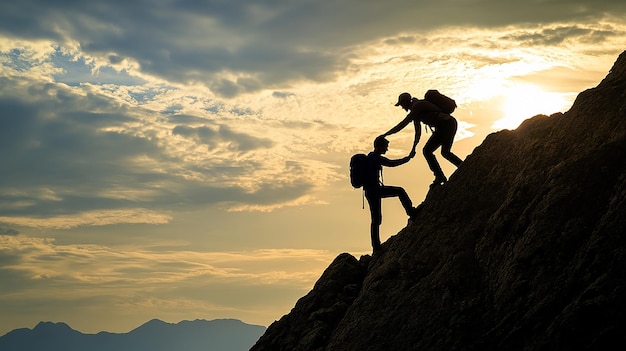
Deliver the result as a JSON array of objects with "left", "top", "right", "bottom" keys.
[
  {"left": 361, "top": 136, "right": 420, "bottom": 254},
  {"left": 381, "top": 91, "right": 463, "bottom": 188}
]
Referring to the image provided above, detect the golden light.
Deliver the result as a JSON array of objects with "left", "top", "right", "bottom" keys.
[{"left": 492, "top": 83, "right": 572, "bottom": 130}]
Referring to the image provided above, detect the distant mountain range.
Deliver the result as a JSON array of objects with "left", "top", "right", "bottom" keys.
[{"left": 0, "top": 319, "right": 266, "bottom": 351}]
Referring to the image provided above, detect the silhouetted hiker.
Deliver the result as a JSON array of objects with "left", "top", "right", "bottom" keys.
[
  {"left": 364, "top": 136, "right": 420, "bottom": 254},
  {"left": 381, "top": 92, "right": 463, "bottom": 188}
]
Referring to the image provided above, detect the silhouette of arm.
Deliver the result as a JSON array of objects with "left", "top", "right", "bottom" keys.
[
  {"left": 380, "top": 155, "right": 411, "bottom": 168},
  {"left": 382, "top": 114, "right": 412, "bottom": 137},
  {"left": 411, "top": 118, "right": 421, "bottom": 152}
]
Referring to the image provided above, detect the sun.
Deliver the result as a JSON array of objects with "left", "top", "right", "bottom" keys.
[{"left": 492, "top": 83, "right": 572, "bottom": 130}]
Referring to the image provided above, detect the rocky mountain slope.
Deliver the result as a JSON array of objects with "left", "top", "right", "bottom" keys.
[{"left": 251, "top": 51, "right": 626, "bottom": 351}]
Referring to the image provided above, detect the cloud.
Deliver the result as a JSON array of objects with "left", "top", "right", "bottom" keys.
[
  {"left": 272, "top": 91, "right": 295, "bottom": 99},
  {"left": 1, "top": 2, "right": 625, "bottom": 227},
  {"left": 2, "top": 1, "right": 624, "bottom": 99},
  {"left": 0, "top": 234, "right": 334, "bottom": 292},
  {"left": 0, "top": 72, "right": 317, "bottom": 223},
  {"left": 0, "top": 209, "right": 172, "bottom": 229},
  {"left": 172, "top": 124, "right": 274, "bottom": 152},
  {"left": 4, "top": 19, "right": 624, "bottom": 193},
  {"left": 500, "top": 24, "right": 624, "bottom": 46},
  {"left": 0, "top": 227, "right": 19, "bottom": 236}
]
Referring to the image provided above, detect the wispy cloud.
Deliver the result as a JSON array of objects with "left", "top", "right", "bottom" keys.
[
  {"left": 499, "top": 23, "right": 625, "bottom": 46},
  {"left": 0, "top": 209, "right": 171, "bottom": 229},
  {"left": 172, "top": 124, "right": 274, "bottom": 153},
  {"left": 0, "top": 234, "right": 334, "bottom": 296}
]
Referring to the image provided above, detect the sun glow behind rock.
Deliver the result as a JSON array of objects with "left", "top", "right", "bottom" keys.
[{"left": 492, "top": 83, "right": 572, "bottom": 130}]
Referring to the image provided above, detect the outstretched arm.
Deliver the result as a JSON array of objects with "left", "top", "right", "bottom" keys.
[
  {"left": 381, "top": 155, "right": 412, "bottom": 168},
  {"left": 382, "top": 114, "right": 412, "bottom": 137}
]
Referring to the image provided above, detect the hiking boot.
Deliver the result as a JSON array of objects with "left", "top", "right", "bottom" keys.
[{"left": 409, "top": 204, "right": 423, "bottom": 221}]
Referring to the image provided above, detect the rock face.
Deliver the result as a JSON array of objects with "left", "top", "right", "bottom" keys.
[{"left": 251, "top": 51, "right": 626, "bottom": 351}]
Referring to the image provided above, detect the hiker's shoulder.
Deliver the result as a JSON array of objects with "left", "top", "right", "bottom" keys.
[
  {"left": 367, "top": 152, "right": 385, "bottom": 162},
  {"left": 366, "top": 151, "right": 379, "bottom": 159},
  {"left": 412, "top": 99, "right": 438, "bottom": 111}
]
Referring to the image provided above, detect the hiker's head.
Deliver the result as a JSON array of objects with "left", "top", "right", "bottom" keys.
[
  {"left": 395, "top": 92, "right": 412, "bottom": 111},
  {"left": 374, "top": 136, "right": 389, "bottom": 153}
]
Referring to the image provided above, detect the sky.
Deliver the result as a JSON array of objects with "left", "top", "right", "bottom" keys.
[{"left": 1, "top": 0, "right": 625, "bottom": 336}]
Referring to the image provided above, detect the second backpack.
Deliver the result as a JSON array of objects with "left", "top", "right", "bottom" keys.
[{"left": 424, "top": 89, "right": 457, "bottom": 114}]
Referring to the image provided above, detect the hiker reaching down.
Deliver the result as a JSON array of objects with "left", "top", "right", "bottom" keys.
[
  {"left": 381, "top": 92, "right": 463, "bottom": 189},
  {"left": 364, "top": 136, "right": 420, "bottom": 254}
]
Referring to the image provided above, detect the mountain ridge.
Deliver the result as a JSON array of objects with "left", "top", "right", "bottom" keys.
[
  {"left": 251, "top": 51, "right": 626, "bottom": 351},
  {"left": 0, "top": 318, "right": 265, "bottom": 351}
]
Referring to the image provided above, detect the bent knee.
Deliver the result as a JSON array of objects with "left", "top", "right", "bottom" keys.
[{"left": 441, "top": 150, "right": 453, "bottom": 158}]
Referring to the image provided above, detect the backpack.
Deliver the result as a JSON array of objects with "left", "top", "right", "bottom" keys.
[
  {"left": 349, "top": 153, "right": 368, "bottom": 188},
  {"left": 424, "top": 89, "right": 457, "bottom": 114}
]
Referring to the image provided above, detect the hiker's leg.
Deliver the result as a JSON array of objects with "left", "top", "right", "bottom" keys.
[
  {"left": 423, "top": 135, "right": 445, "bottom": 180},
  {"left": 370, "top": 222, "right": 381, "bottom": 252},
  {"left": 365, "top": 192, "right": 382, "bottom": 252},
  {"left": 380, "top": 186, "right": 413, "bottom": 216},
  {"left": 440, "top": 118, "right": 463, "bottom": 167}
]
